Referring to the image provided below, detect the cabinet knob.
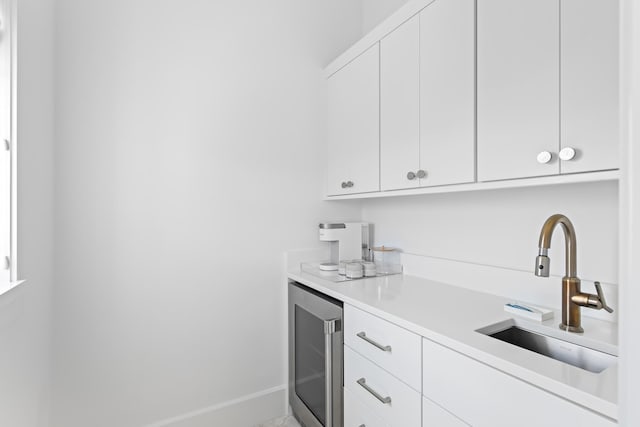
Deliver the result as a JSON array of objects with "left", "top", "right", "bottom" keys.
[
  {"left": 417, "top": 170, "right": 427, "bottom": 179},
  {"left": 559, "top": 147, "right": 576, "bottom": 161},
  {"left": 341, "top": 182, "right": 347, "bottom": 189},
  {"left": 346, "top": 181, "right": 354, "bottom": 188},
  {"left": 536, "top": 151, "right": 552, "bottom": 164},
  {"left": 407, "top": 171, "right": 417, "bottom": 180}
]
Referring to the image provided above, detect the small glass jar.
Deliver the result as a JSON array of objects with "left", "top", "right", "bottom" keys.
[
  {"left": 372, "top": 246, "right": 402, "bottom": 275},
  {"left": 345, "top": 262, "right": 363, "bottom": 279},
  {"left": 338, "top": 261, "right": 348, "bottom": 276},
  {"left": 362, "top": 261, "right": 377, "bottom": 277}
]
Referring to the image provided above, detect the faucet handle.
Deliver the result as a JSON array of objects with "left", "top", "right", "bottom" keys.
[{"left": 594, "top": 282, "right": 614, "bottom": 313}]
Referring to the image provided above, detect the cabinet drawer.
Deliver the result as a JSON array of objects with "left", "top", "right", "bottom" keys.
[
  {"left": 344, "top": 386, "right": 389, "bottom": 427},
  {"left": 345, "top": 346, "right": 421, "bottom": 427},
  {"left": 422, "top": 338, "right": 616, "bottom": 426},
  {"left": 344, "top": 304, "right": 421, "bottom": 390},
  {"left": 423, "top": 397, "right": 469, "bottom": 427}
]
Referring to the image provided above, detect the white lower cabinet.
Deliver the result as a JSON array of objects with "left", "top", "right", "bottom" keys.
[
  {"left": 344, "top": 304, "right": 422, "bottom": 391},
  {"left": 344, "top": 346, "right": 421, "bottom": 427},
  {"left": 422, "top": 397, "right": 469, "bottom": 427},
  {"left": 344, "top": 386, "right": 389, "bottom": 427},
  {"left": 342, "top": 305, "right": 614, "bottom": 427},
  {"left": 421, "top": 338, "right": 616, "bottom": 427}
]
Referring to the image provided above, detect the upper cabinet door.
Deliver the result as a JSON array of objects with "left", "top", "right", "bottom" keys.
[
  {"left": 560, "top": 0, "right": 619, "bottom": 174},
  {"left": 380, "top": 15, "right": 420, "bottom": 192},
  {"left": 327, "top": 44, "right": 380, "bottom": 196},
  {"left": 419, "top": 0, "right": 475, "bottom": 187},
  {"left": 477, "top": 0, "right": 560, "bottom": 182}
]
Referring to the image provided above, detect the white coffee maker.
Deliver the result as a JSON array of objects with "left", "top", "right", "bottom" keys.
[{"left": 318, "top": 222, "right": 371, "bottom": 270}]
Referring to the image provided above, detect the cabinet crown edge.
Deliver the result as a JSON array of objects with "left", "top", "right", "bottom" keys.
[{"left": 325, "top": 0, "right": 437, "bottom": 77}]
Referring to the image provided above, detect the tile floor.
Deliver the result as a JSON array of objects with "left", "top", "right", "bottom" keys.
[{"left": 254, "top": 415, "right": 301, "bottom": 427}]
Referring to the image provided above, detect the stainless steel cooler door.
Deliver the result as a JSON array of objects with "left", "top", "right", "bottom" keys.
[
  {"left": 289, "top": 282, "right": 343, "bottom": 427},
  {"left": 294, "top": 305, "right": 327, "bottom": 424}
]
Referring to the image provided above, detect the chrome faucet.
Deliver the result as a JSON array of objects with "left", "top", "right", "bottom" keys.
[{"left": 535, "top": 214, "right": 613, "bottom": 333}]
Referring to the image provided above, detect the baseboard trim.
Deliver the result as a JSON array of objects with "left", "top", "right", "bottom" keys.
[{"left": 144, "top": 384, "right": 286, "bottom": 427}]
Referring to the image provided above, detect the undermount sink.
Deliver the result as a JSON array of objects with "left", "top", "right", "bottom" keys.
[{"left": 478, "top": 321, "right": 617, "bottom": 374}]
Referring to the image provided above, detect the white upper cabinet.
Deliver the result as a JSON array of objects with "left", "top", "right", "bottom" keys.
[
  {"left": 561, "top": 0, "right": 619, "bottom": 174},
  {"left": 327, "top": 44, "right": 380, "bottom": 196},
  {"left": 478, "top": 0, "right": 619, "bottom": 182},
  {"left": 419, "top": 0, "right": 475, "bottom": 187},
  {"left": 380, "top": 15, "right": 420, "bottom": 191},
  {"left": 380, "top": 0, "right": 475, "bottom": 192},
  {"left": 477, "top": 0, "right": 560, "bottom": 182},
  {"left": 326, "top": 0, "right": 620, "bottom": 197}
]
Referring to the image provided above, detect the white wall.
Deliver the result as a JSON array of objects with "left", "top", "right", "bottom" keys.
[
  {"left": 361, "top": 0, "right": 410, "bottom": 33},
  {"left": 0, "top": 0, "right": 55, "bottom": 425},
  {"left": 362, "top": 181, "right": 619, "bottom": 305},
  {"left": 619, "top": 0, "right": 640, "bottom": 423},
  {"left": 51, "top": 1, "right": 362, "bottom": 426}
]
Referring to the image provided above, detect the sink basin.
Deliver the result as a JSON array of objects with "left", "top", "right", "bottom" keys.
[{"left": 478, "top": 322, "right": 617, "bottom": 373}]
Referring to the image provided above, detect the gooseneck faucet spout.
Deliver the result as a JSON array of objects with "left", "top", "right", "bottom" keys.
[
  {"left": 535, "top": 214, "right": 577, "bottom": 278},
  {"left": 534, "top": 214, "right": 613, "bottom": 333}
]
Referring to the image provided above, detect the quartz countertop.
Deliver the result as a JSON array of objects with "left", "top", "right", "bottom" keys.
[{"left": 287, "top": 269, "right": 618, "bottom": 420}]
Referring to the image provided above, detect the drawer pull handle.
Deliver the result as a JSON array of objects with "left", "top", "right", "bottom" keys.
[
  {"left": 357, "top": 378, "right": 392, "bottom": 404},
  {"left": 357, "top": 332, "right": 392, "bottom": 352}
]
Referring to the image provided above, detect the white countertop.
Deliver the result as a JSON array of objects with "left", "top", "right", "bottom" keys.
[{"left": 288, "top": 269, "right": 618, "bottom": 420}]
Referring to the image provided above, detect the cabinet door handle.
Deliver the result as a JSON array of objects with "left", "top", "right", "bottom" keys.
[
  {"left": 357, "top": 331, "right": 392, "bottom": 352},
  {"left": 341, "top": 182, "right": 347, "bottom": 189},
  {"left": 407, "top": 171, "right": 417, "bottom": 180},
  {"left": 417, "top": 169, "right": 427, "bottom": 179},
  {"left": 346, "top": 181, "right": 354, "bottom": 188},
  {"left": 536, "top": 151, "right": 553, "bottom": 164},
  {"left": 324, "top": 319, "right": 339, "bottom": 427},
  {"left": 357, "top": 378, "right": 392, "bottom": 404},
  {"left": 559, "top": 147, "right": 576, "bottom": 161}
]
